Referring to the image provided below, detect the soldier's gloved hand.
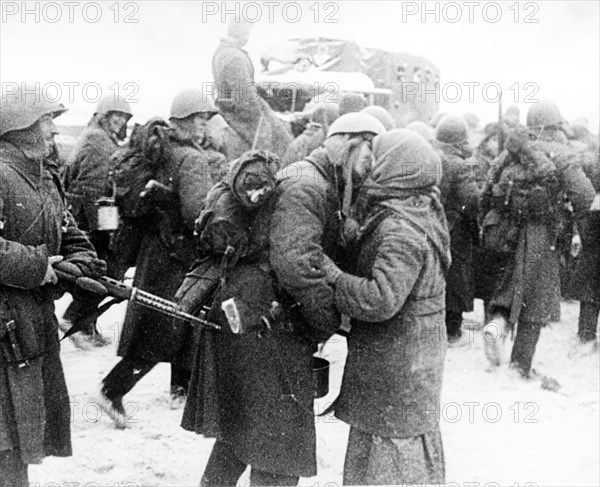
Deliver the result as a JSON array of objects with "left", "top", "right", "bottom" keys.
[
  {"left": 64, "top": 253, "right": 107, "bottom": 279},
  {"left": 571, "top": 234, "right": 582, "bottom": 258},
  {"left": 321, "top": 255, "right": 342, "bottom": 284},
  {"left": 42, "top": 255, "right": 64, "bottom": 285}
]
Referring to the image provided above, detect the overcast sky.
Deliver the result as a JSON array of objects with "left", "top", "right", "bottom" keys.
[{"left": 1, "top": 0, "right": 598, "bottom": 129}]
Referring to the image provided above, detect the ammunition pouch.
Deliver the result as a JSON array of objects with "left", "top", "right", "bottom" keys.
[{"left": 491, "top": 183, "right": 555, "bottom": 222}]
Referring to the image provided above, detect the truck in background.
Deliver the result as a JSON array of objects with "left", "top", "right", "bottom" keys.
[{"left": 256, "top": 37, "right": 440, "bottom": 126}]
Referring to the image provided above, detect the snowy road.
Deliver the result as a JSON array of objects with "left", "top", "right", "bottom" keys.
[{"left": 29, "top": 298, "right": 599, "bottom": 487}]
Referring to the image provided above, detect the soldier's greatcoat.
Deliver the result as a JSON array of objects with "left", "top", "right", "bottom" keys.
[
  {"left": 117, "top": 136, "right": 224, "bottom": 365},
  {"left": 0, "top": 138, "right": 96, "bottom": 464},
  {"left": 481, "top": 132, "right": 595, "bottom": 324},
  {"left": 436, "top": 142, "right": 480, "bottom": 315},
  {"left": 182, "top": 149, "right": 342, "bottom": 477},
  {"left": 212, "top": 37, "right": 292, "bottom": 159},
  {"left": 64, "top": 117, "right": 118, "bottom": 231},
  {"left": 571, "top": 147, "right": 600, "bottom": 304}
]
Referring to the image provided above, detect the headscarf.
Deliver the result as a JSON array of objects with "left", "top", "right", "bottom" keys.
[
  {"left": 355, "top": 129, "right": 443, "bottom": 221},
  {"left": 370, "top": 129, "right": 441, "bottom": 190}
]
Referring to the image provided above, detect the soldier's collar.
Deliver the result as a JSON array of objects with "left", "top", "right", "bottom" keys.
[{"left": 0, "top": 140, "right": 44, "bottom": 187}]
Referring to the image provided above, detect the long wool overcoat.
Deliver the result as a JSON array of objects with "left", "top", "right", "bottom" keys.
[
  {"left": 182, "top": 148, "right": 343, "bottom": 477},
  {"left": 0, "top": 140, "right": 96, "bottom": 464},
  {"left": 571, "top": 146, "right": 600, "bottom": 304},
  {"left": 117, "top": 137, "right": 224, "bottom": 365},
  {"left": 481, "top": 132, "right": 595, "bottom": 324},
  {"left": 212, "top": 37, "right": 292, "bottom": 158},
  {"left": 436, "top": 142, "right": 480, "bottom": 315}
]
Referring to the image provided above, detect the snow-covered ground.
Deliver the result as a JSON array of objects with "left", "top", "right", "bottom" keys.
[{"left": 29, "top": 297, "right": 599, "bottom": 487}]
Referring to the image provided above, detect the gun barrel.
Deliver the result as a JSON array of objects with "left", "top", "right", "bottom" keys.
[
  {"left": 132, "top": 288, "right": 221, "bottom": 330},
  {"left": 53, "top": 263, "right": 220, "bottom": 330},
  {"left": 98, "top": 275, "right": 133, "bottom": 300}
]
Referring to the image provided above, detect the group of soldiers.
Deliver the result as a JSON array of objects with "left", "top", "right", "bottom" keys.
[{"left": 2, "top": 19, "right": 599, "bottom": 487}]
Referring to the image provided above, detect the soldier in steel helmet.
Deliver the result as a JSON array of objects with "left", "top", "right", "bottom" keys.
[
  {"left": 429, "top": 110, "right": 447, "bottom": 129},
  {"left": 569, "top": 117, "right": 599, "bottom": 155},
  {"left": 0, "top": 86, "right": 104, "bottom": 486},
  {"left": 191, "top": 113, "right": 385, "bottom": 486},
  {"left": 61, "top": 94, "right": 133, "bottom": 348},
  {"left": 434, "top": 115, "right": 480, "bottom": 344},
  {"left": 338, "top": 92, "right": 367, "bottom": 116},
  {"left": 505, "top": 105, "right": 521, "bottom": 127},
  {"left": 361, "top": 105, "right": 396, "bottom": 132},
  {"left": 463, "top": 112, "right": 482, "bottom": 146},
  {"left": 480, "top": 100, "right": 595, "bottom": 378},
  {"left": 94, "top": 89, "right": 226, "bottom": 427},
  {"left": 406, "top": 120, "right": 435, "bottom": 144}
]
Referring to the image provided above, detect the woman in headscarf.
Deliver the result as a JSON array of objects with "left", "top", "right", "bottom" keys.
[{"left": 321, "top": 129, "right": 451, "bottom": 485}]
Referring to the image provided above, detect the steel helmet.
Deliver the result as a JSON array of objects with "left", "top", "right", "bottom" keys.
[
  {"left": 95, "top": 95, "right": 133, "bottom": 118},
  {"left": 463, "top": 112, "right": 480, "bottom": 130},
  {"left": 326, "top": 112, "right": 386, "bottom": 138},
  {"left": 0, "top": 85, "right": 67, "bottom": 137},
  {"left": 361, "top": 105, "right": 395, "bottom": 131},
  {"left": 435, "top": 114, "right": 468, "bottom": 145},
  {"left": 170, "top": 89, "right": 218, "bottom": 120},
  {"left": 406, "top": 120, "right": 435, "bottom": 143},
  {"left": 338, "top": 92, "right": 367, "bottom": 116},
  {"left": 526, "top": 100, "right": 563, "bottom": 129},
  {"left": 505, "top": 105, "right": 520, "bottom": 124},
  {"left": 429, "top": 110, "right": 447, "bottom": 128}
]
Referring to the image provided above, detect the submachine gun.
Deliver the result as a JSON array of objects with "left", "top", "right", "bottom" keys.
[{"left": 53, "top": 261, "right": 220, "bottom": 336}]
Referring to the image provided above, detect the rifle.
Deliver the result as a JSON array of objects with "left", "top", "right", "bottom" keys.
[
  {"left": 498, "top": 92, "right": 505, "bottom": 154},
  {"left": 54, "top": 261, "right": 220, "bottom": 334}
]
